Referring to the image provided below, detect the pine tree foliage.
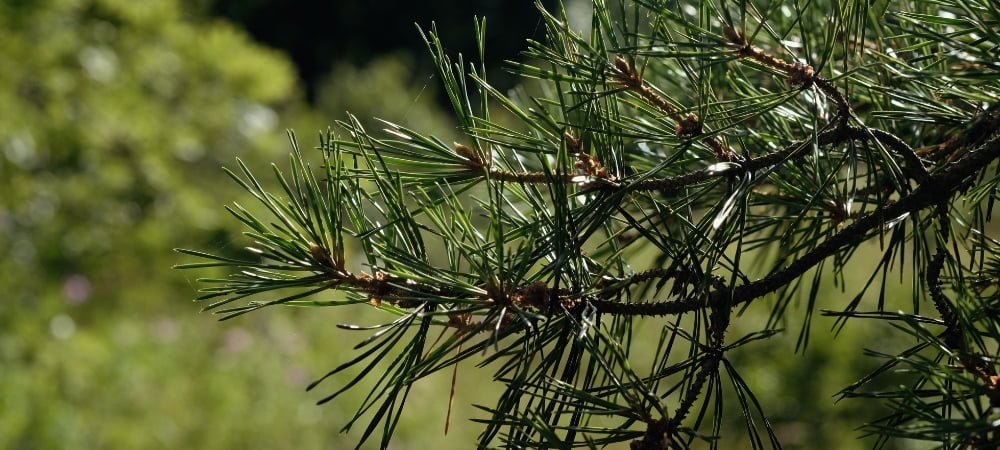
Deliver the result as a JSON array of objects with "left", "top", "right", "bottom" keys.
[{"left": 177, "top": 0, "right": 1000, "bottom": 448}]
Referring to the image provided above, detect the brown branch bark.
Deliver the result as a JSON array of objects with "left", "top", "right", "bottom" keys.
[{"left": 589, "top": 129, "right": 1000, "bottom": 317}]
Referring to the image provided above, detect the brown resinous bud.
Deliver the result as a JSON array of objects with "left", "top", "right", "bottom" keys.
[
  {"left": 309, "top": 242, "right": 336, "bottom": 269},
  {"left": 454, "top": 142, "right": 485, "bottom": 168},
  {"left": 675, "top": 113, "right": 703, "bottom": 137},
  {"left": 722, "top": 25, "right": 748, "bottom": 47},
  {"left": 788, "top": 62, "right": 816, "bottom": 86}
]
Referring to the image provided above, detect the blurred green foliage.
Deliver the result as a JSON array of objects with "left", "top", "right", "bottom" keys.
[
  {"left": 0, "top": 0, "right": 926, "bottom": 448},
  {"left": 316, "top": 54, "right": 457, "bottom": 143},
  {"left": 0, "top": 0, "right": 299, "bottom": 306},
  {"left": 0, "top": 0, "right": 486, "bottom": 447},
  {"left": 0, "top": 0, "right": 332, "bottom": 447}
]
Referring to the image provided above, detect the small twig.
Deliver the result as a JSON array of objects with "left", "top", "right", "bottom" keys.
[
  {"left": 926, "top": 201, "right": 1000, "bottom": 408},
  {"left": 613, "top": 56, "right": 682, "bottom": 120},
  {"left": 865, "top": 128, "right": 929, "bottom": 183},
  {"left": 456, "top": 124, "right": 926, "bottom": 194},
  {"left": 455, "top": 142, "right": 569, "bottom": 183},
  {"left": 670, "top": 291, "right": 731, "bottom": 427},
  {"left": 724, "top": 26, "right": 852, "bottom": 117},
  {"left": 612, "top": 56, "right": 737, "bottom": 162},
  {"left": 631, "top": 283, "right": 732, "bottom": 448}
]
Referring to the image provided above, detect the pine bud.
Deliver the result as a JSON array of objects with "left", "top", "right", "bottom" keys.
[
  {"left": 723, "top": 25, "right": 746, "bottom": 46},
  {"left": 564, "top": 132, "right": 583, "bottom": 152},
  {"left": 309, "top": 243, "right": 334, "bottom": 268},
  {"left": 788, "top": 62, "right": 816, "bottom": 86},
  {"left": 676, "top": 113, "right": 703, "bottom": 136},
  {"left": 613, "top": 55, "right": 631, "bottom": 75},
  {"left": 454, "top": 142, "right": 483, "bottom": 167}
]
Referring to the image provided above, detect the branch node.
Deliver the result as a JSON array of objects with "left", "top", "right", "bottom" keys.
[
  {"left": 788, "top": 62, "right": 816, "bottom": 87},
  {"left": 455, "top": 142, "right": 485, "bottom": 168},
  {"left": 722, "top": 25, "right": 747, "bottom": 47},
  {"left": 309, "top": 242, "right": 340, "bottom": 271},
  {"left": 676, "top": 113, "right": 703, "bottom": 137},
  {"left": 631, "top": 418, "right": 671, "bottom": 450},
  {"left": 512, "top": 281, "right": 550, "bottom": 310}
]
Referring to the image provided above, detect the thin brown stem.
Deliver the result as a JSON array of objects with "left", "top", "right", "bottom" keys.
[
  {"left": 670, "top": 295, "right": 731, "bottom": 427},
  {"left": 588, "top": 130, "right": 1000, "bottom": 316},
  {"left": 613, "top": 56, "right": 681, "bottom": 121},
  {"left": 460, "top": 124, "right": 927, "bottom": 194},
  {"left": 612, "top": 56, "right": 736, "bottom": 162},
  {"left": 926, "top": 201, "right": 1000, "bottom": 408},
  {"left": 724, "top": 26, "right": 853, "bottom": 117}
]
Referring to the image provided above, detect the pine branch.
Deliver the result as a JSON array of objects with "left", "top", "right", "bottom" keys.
[
  {"left": 178, "top": 1, "right": 1000, "bottom": 447},
  {"left": 590, "top": 127, "right": 1000, "bottom": 317}
]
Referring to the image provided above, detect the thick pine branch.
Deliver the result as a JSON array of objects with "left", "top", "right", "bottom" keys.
[
  {"left": 177, "top": 1, "right": 1000, "bottom": 447},
  {"left": 591, "top": 127, "right": 1000, "bottom": 316}
]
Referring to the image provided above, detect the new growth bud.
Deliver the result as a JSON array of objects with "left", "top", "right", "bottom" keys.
[
  {"left": 788, "top": 62, "right": 816, "bottom": 86},
  {"left": 613, "top": 55, "right": 632, "bottom": 75},
  {"left": 454, "top": 142, "right": 484, "bottom": 167},
  {"left": 722, "top": 25, "right": 747, "bottom": 46},
  {"left": 676, "top": 113, "right": 703, "bottom": 136}
]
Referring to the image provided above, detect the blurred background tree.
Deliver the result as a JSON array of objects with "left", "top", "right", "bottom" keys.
[
  {"left": 0, "top": 0, "right": 315, "bottom": 447},
  {"left": 0, "top": 0, "right": 535, "bottom": 448},
  {"left": 1, "top": 0, "right": 976, "bottom": 448}
]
